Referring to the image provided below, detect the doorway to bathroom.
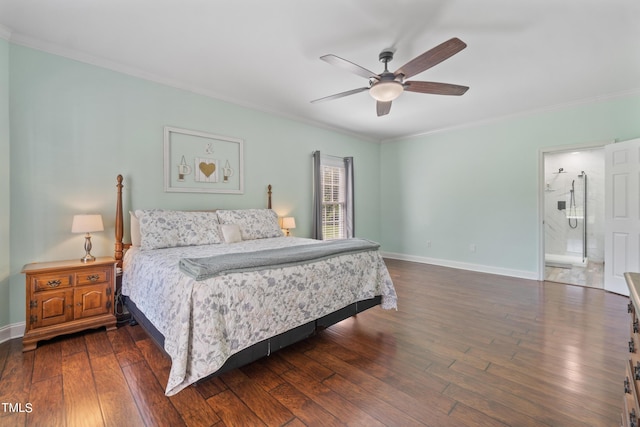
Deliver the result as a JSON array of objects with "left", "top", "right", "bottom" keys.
[{"left": 542, "top": 146, "right": 605, "bottom": 288}]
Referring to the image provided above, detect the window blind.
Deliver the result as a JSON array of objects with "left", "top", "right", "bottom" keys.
[{"left": 321, "top": 164, "right": 345, "bottom": 239}]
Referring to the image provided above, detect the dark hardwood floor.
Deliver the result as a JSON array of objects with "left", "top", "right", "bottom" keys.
[{"left": 0, "top": 259, "right": 630, "bottom": 426}]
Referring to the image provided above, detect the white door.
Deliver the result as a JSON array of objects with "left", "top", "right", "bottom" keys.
[{"left": 604, "top": 138, "right": 640, "bottom": 295}]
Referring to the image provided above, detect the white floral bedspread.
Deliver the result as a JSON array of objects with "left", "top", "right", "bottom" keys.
[{"left": 122, "top": 237, "right": 397, "bottom": 395}]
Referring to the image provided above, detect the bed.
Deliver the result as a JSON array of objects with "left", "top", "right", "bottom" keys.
[{"left": 114, "top": 175, "right": 397, "bottom": 396}]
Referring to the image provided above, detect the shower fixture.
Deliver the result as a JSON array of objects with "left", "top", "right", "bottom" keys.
[
  {"left": 553, "top": 168, "right": 566, "bottom": 174},
  {"left": 568, "top": 180, "right": 578, "bottom": 229}
]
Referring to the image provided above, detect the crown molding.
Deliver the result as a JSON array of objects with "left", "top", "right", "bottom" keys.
[
  {"left": 9, "top": 29, "right": 637, "bottom": 146},
  {"left": 7, "top": 32, "right": 379, "bottom": 144},
  {"left": 0, "top": 24, "right": 12, "bottom": 41},
  {"left": 382, "top": 87, "right": 640, "bottom": 143}
]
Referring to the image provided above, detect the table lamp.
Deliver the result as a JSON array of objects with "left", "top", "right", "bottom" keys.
[
  {"left": 72, "top": 214, "right": 104, "bottom": 262},
  {"left": 282, "top": 217, "right": 296, "bottom": 237}
]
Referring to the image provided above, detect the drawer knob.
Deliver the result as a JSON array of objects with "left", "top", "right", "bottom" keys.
[
  {"left": 625, "top": 377, "right": 631, "bottom": 394},
  {"left": 630, "top": 339, "right": 636, "bottom": 353},
  {"left": 630, "top": 302, "right": 635, "bottom": 313},
  {"left": 631, "top": 409, "right": 637, "bottom": 427},
  {"left": 635, "top": 320, "right": 639, "bottom": 334},
  {"left": 87, "top": 274, "right": 100, "bottom": 282},
  {"left": 46, "top": 279, "right": 61, "bottom": 288}
]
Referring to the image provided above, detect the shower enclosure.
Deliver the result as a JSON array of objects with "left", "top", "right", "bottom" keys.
[
  {"left": 545, "top": 168, "right": 588, "bottom": 267},
  {"left": 565, "top": 171, "right": 588, "bottom": 262},
  {"left": 543, "top": 149, "right": 604, "bottom": 277}
]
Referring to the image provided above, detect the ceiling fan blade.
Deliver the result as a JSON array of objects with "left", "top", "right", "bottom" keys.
[
  {"left": 377, "top": 101, "right": 392, "bottom": 117},
  {"left": 404, "top": 81, "right": 469, "bottom": 96},
  {"left": 310, "top": 87, "right": 369, "bottom": 104},
  {"left": 320, "top": 54, "right": 379, "bottom": 80},
  {"left": 395, "top": 37, "right": 467, "bottom": 79}
]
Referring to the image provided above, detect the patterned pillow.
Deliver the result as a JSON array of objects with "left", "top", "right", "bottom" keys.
[
  {"left": 216, "top": 209, "right": 283, "bottom": 240},
  {"left": 135, "top": 210, "right": 223, "bottom": 250}
]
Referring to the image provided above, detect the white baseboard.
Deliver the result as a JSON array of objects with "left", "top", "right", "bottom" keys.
[
  {"left": 381, "top": 251, "right": 539, "bottom": 281},
  {"left": 0, "top": 322, "right": 25, "bottom": 344}
]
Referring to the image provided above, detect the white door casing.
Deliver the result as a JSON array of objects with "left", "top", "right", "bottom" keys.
[{"left": 604, "top": 138, "right": 640, "bottom": 295}]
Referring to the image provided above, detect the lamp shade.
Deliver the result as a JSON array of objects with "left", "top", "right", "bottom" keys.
[
  {"left": 71, "top": 214, "right": 104, "bottom": 233},
  {"left": 369, "top": 81, "right": 403, "bottom": 102},
  {"left": 281, "top": 217, "right": 296, "bottom": 229}
]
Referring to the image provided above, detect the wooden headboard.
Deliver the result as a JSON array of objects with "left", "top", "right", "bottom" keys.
[{"left": 114, "top": 174, "right": 273, "bottom": 268}]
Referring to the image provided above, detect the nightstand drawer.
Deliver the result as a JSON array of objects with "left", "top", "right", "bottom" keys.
[
  {"left": 32, "top": 274, "right": 73, "bottom": 292},
  {"left": 75, "top": 267, "right": 110, "bottom": 286}
]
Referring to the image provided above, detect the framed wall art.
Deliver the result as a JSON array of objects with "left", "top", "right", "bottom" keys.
[{"left": 163, "top": 126, "right": 244, "bottom": 194}]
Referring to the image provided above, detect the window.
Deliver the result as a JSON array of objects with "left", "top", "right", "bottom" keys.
[
  {"left": 312, "top": 151, "right": 354, "bottom": 240},
  {"left": 321, "top": 164, "right": 345, "bottom": 240}
]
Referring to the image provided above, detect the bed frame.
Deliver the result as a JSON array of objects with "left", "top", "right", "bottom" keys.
[{"left": 113, "top": 174, "right": 381, "bottom": 379}]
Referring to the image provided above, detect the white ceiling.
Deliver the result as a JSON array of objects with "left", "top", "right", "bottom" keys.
[{"left": 1, "top": 0, "right": 639, "bottom": 142}]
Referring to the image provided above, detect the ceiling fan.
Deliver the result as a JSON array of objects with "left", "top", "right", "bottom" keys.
[{"left": 311, "top": 37, "right": 469, "bottom": 117}]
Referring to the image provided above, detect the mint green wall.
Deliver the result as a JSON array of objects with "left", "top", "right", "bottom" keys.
[
  {"left": 6, "top": 41, "right": 640, "bottom": 332},
  {"left": 6, "top": 44, "right": 380, "bottom": 327},
  {"left": 0, "top": 38, "right": 10, "bottom": 328},
  {"left": 381, "top": 95, "right": 640, "bottom": 276}
]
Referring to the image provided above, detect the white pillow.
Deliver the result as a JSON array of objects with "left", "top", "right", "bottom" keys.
[
  {"left": 216, "top": 209, "right": 283, "bottom": 240},
  {"left": 220, "top": 224, "right": 242, "bottom": 243},
  {"left": 135, "top": 209, "right": 223, "bottom": 250},
  {"left": 130, "top": 211, "right": 141, "bottom": 247}
]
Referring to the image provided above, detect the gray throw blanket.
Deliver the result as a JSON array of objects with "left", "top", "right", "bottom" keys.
[{"left": 179, "top": 238, "right": 380, "bottom": 281}]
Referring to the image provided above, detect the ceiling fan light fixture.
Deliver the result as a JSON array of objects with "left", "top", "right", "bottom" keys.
[
  {"left": 314, "top": 38, "right": 468, "bottom": 115},
  {"left": 369, "top": 81, "right": 403, "bottom": 102}
]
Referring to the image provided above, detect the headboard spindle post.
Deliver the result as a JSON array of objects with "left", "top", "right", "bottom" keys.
[{"left": 115, "top": 174, "right": 124, "bottom": 268}]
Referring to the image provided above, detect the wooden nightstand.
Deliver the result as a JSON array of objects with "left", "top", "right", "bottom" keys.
[{"left": 21, "top": 256, "right": 117, "bottom": 351}]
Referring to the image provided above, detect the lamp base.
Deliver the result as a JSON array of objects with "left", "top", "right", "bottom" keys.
[
  {"left": 81, "top": 234, "right": 95, "bottom": 262},
  {"left": 80, "top": 253, "right": 96, "bottom": 263}
]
